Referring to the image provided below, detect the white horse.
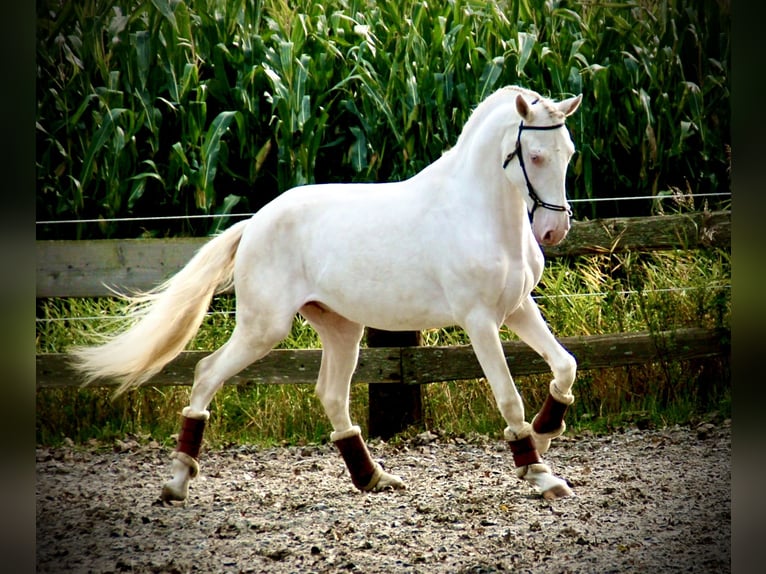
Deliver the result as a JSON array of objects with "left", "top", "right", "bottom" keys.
[{"left": 71, "top": 85, "right": 582, "bottom": 502}]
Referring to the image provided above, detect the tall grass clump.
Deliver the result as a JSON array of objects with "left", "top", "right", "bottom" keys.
[{"left": 37, "top": 0, "right": 729, "bottom": 239}]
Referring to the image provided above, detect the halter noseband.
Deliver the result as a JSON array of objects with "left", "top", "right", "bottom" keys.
[{"left": 502, "top": 120, "right": 572, "bottom": 218}]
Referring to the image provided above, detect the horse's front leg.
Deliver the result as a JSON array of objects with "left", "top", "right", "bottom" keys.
[
  {"left": 464, "top": 311, "right": 572, "bottom": 500},
  {"left": 302, "top": 305, "right": 405, "bottom": 492},
  {"left": 504, "top": 296, "right": 577, "bottom": 455}
]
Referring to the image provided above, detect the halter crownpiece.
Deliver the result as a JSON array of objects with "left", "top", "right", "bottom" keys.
[{"left": 503, "top": 120, "right": 573, "bottom": 218}]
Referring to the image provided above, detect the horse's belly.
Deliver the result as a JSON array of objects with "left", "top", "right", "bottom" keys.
[{"left": 312, "top": 273, "right": 456, "bottom": 331}]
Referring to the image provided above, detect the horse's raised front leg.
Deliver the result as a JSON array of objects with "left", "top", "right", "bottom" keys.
[
  {"left": 504, "top": 295, "right": 577, "bottom": 455},
  {"left": 464, "top": 310, "right": 572, "bottom": 500},
  {"left": 161, "top": 320, "right": 290, "bottom": 503},
  {"left": 301, "top": 303, "right": 404, "bottom": 492}
]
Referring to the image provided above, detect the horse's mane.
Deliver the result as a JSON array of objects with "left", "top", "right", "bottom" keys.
[{"left": 451, "top": 86, "right": 563, "bottom": 152}]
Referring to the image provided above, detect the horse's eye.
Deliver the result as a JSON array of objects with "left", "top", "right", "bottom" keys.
[{"left": 530, "top": 153, "right": 543, "bottom": 165}]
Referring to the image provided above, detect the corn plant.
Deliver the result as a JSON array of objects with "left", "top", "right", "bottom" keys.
[{"left": 37, "top": 0, "right": 730, "bottom": 237}]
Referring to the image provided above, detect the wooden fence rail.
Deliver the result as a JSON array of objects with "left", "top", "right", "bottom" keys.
[{"left": 37, "top": 327, "right": 728, "bottom": 390}]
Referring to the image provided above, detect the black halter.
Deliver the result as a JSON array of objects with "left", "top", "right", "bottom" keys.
[{"left": 502, "top": 120, "right": 572, "bottom": 218}]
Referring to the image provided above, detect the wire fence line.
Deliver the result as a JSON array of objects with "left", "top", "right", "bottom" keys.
[
  {"left": 567, "top": 192, "right": 730, "bottom": 203},
  {"left": 35, "top": 192, "right": 732, "bottom": 226},
  {"left": 35, "top": 284, "right": 731, "bottom": 325}
]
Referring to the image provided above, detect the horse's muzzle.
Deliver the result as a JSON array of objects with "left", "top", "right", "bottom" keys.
[{"left": 532, "top": 211, "right": 570, "bottom": 246}]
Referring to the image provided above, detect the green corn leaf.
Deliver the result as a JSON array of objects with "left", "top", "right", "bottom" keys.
[
  {"left": 517, "top": 32, "right": 536, "bottom": 76},
  {"left": 68, "top": 94, "right": 98, "bottom": 130},
  {"left": 308, "top": 107, "right": 330, "bottom": 162},
  {"left": 179, "top": 63, "right": 199, "bottom": 101},
  {"left": 130, "top": 31, "right": 152, "bottom": 90},
  {"left": 478, "top": 56, "right": 504, "bottom": 101},
  {"left": 209, "top": 194, "right": 242, "bottom": 235},
  {"left": 299, "top": 94, "right": 311, "bottom": 131},
  {"left": 127, "top": 178, "right": 147, "bottom": 211},
  {"left": 79, "top": 107, "right": 127, "bottom": 194},
  {"left": 150, "top": 0, "right": 178, "bottom": 31},
  {"left": 254, "top": 139, "right": 272, "bottom": 175},
  {"left": 199, "top": 110, "right": 239, "bottom": 211},
  {"left": 348, "top": 126, "right": 368, "bottom": 172}
]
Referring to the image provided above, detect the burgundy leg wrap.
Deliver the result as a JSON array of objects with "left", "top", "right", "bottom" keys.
[
  {"left": 533, "top": 393, "right": 569, "bottom": 435},
  {"left": 508, "top": 435, "right": 542, "bottom": 468},
  {"left": 334, "top": 433, "right": 378, "bottom": 490},
  {"left": 177, "top": 415, "right": 206, "bottom": 460}
]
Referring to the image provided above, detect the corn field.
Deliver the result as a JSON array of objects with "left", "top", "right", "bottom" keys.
[{"left": 37, "top": 0, "right": 730, "bottom": 239}]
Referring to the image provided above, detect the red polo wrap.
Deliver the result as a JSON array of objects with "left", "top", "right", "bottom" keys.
[
  {"left": 334, "top": 433, "right": 377, "bottom": 490},
  {"left": 508, "top": 435, "right": 541, "bottom": 467},
  {"left": 533, "top": 393, "right": 569, "bottom": 435},
  {"left": 177, "top": 415, "right": 206, "bottom": 460}
]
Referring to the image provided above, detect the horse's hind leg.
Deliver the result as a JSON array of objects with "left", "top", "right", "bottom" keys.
[
  {"left": 161, "top": 318, "right": 291, "bottom": 503},
  {"left": 301, "top": 303, "right": 404, "bottom": 491},
  {"left": 504, "top": 296, "right": 577, "bottom": 455}
]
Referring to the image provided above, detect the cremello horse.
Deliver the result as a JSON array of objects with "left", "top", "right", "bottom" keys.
[{"left": 72, "top": 85, "right": 582, "bottom": 502}]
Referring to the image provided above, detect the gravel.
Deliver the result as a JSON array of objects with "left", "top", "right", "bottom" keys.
[{"left": 36, "top": 421, "right": 730, "bottom": 573}]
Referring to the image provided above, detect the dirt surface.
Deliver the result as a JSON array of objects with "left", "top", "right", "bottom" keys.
[{"left": 37, "top": 422, "right": 730, "bottom": 574}]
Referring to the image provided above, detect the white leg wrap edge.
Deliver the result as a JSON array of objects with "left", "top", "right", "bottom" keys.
[
  {"left": 515, "top": 462, "right": 552, "bottom": 479},
  {"left": 531, "top": 418, "right": 567, "bottom": 440},
  {"left": 171, "top": 451, "right": 200, "bottom": 478},
  {"left": 361, "top": 462, "right": 385, "bottom": 491},
  {"left": 504, "top": 422, "right": 534, "bottom": 442},
  {"left": 330, "top": 425, "right": 362, "bottom": 442},
  {"left": 550, "top": 382, "right": 575, "bottom": 405},
  {"left": 182, "top": 406, "right": 210, "bottom": 421}
]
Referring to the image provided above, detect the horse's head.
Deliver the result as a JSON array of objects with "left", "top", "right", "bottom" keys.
[{"left": 501, "top": 92, "right": 582, "bottom": 246}]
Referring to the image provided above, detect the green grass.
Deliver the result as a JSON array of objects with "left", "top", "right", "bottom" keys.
[{"left": 36, "top": 247, "right": 730, "bottom": 447}]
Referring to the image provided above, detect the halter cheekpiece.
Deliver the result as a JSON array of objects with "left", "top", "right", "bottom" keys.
[{"left": 502, "top": 119, "right": 572, "bottom": 218}]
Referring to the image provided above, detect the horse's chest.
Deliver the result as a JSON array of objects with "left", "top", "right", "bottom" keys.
[
  {"left": 499, "top": 248, "right": 544, "bottom": 308},
  {"left": 526, "top": 246, "right": 545, "bottom": 285}
]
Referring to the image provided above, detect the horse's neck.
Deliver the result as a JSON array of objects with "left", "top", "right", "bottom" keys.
[
  {"left": 450, "top": 107, "right": 535, "bottom": 240},
  {"left": 451, "top": 107, "right": 522, "bottom": 205},
  {"left": 419, "top": 132, "right": 530, "bottom": 250}
]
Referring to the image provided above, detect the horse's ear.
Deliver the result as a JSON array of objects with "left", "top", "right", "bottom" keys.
[
  {"left": 515, "top": 94, "right": 532, "bottom": 120},
  {"left": 558, "top": 94, "right": 582, "bottom": 117}
]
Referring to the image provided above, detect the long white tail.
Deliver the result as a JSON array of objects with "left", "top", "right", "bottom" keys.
[{"left": 69, "top": 220, "right": 249, "bottom": 396}]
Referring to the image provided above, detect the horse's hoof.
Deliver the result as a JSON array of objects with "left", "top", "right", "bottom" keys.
[
  {"left": 372, "top": 471, "right": 406, "bottom": 491},
  {"left": 160, "top": 482, "right": 188, "bottom": 503},
  {"left": 519, "top": 463, "right": 572, "bottom": 500},
  {"left": 542, "top": 482, "right": 573, "bottom": 500}
]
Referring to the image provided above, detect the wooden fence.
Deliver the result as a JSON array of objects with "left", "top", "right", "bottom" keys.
[
  {"left": 37, "top": 327, "right": 727, "bottom": 389},
  {"left": 36, "top": 211, "right": 731, "bottom": 437}
]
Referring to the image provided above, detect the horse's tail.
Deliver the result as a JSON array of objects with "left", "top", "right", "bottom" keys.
[{"left": 69, "top": 220, "right": 249, "bottom": 396}]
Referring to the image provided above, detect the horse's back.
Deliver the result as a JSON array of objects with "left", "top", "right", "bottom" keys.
[{"left": 233, "top": 180, "right": 459, "bottom": 329}]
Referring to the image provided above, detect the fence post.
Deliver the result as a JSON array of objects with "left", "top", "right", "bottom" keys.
[{"left": 366, "top": 328, "right": 422, "bottom": 439}]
